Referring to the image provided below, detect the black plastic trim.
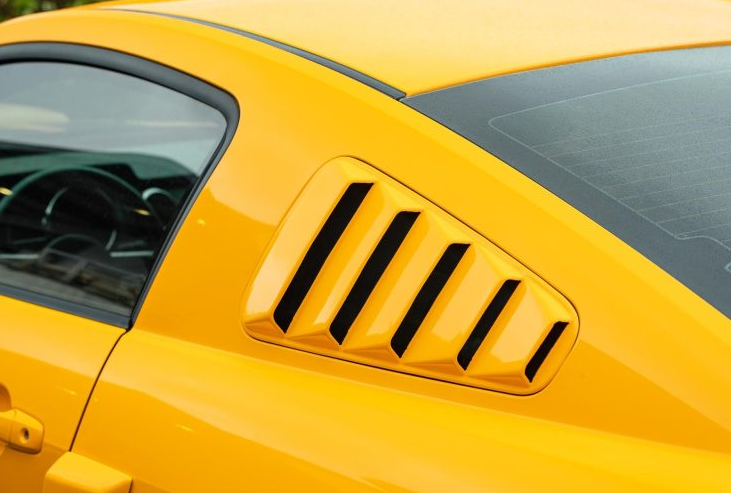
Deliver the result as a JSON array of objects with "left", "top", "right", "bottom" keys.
[
  {"left": 274, "top": 183, "right": 373, "bottom": 332},
  {"left": 109, "top": 9, "right": 407, "bottom": 100},
  {"left": 330, "top": 211, "right": 419, "bottom": 344},
  {"left": 457, "top": 280, "right": 520, "bottom": 370},
  {"left": 525, "top": 322, "right": 568, "bottom": 382},
  {"left": 391, "top": 243, "right": 470, "bottom": 357},
  {"left": 0, "top": 42, "right": 240, "bottom": 329}
]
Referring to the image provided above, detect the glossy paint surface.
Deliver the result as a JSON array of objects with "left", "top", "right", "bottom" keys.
[
  {"left": 102, "top": 0, "right": 731, "bottom": 95},
  {"left": 1, "top": 3, "right": 731, "bottom": 492},
  {"left": 78, "top": 330, "right": 731, "bottom": 492},
  {"left": 43, "top": 452, "right": 131, "bottom": 493},
  {"left": 0, "top": 295, "right": 122, "bottom": 492}
]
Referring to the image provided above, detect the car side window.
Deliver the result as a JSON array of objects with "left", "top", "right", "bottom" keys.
[{"left": 0, "top": 61, "right": 228, "bottom": 320}]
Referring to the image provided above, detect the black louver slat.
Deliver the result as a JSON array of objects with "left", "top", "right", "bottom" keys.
[
  {"left": 330, "top": 211, "right": 420, "bottom": 344},
  {"left": 525, "top": 322, "right": 568, "bottom": 382},
  {"left": 274, "top": 183, "right": 372, "bottom": 332},
  {"left": 391, "top": 243, "right": 470, "bottom": 357},
  {"left": 457, "top": 280, "right": 521, "bottom": 370}
]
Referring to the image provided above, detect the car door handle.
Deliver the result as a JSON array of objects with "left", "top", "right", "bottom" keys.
[
  {"left": 44, "top": 453, "right": 132, "bottom": 493},
  {"left": 0, "top": 407, "right": 44, "bottom": 454}
]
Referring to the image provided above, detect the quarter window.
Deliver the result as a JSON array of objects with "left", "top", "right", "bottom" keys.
[{"left": 0, "top": 62, "right": 227, "bottom": 319}]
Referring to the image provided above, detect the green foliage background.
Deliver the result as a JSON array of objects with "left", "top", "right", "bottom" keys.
[{"left": 0, "top": 0, "right": 99, "bottom": 21}]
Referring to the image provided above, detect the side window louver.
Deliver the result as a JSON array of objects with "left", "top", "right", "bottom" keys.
[{"left": 242, "top": 158, "right": 578, "bottom": 395}]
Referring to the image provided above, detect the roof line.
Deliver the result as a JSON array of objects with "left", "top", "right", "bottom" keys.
[{"left": 107, "top": 8, "right": 406, "bottom": 99}]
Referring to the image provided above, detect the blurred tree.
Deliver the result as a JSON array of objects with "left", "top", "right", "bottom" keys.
[{"left": 0, "top": 0, "right": 98, "bottom": 21}]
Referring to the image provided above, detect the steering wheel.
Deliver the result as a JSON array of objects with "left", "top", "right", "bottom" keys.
[{"left": 0, "top": 165, "right": 162, "bottom": 257}]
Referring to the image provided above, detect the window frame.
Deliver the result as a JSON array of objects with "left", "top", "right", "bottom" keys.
[{"left": 0, "top": 42, "right": 240, "bottom": 328}]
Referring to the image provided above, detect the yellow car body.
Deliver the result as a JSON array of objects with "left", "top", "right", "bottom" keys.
[{"left": 1, "top": 1, "right": 731, "bottom": 492}]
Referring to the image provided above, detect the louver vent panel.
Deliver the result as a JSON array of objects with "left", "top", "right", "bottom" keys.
[{"left": 242, "top": 157, "right": 578, "bottom": 395}]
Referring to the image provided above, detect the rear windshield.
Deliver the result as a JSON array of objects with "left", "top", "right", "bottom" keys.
[{"left": 405, "top": 47, "right": 731, "bottom": 319}]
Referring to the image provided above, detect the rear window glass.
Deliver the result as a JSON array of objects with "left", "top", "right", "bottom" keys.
[
  {"left": 491, "top": 71, "right": 731, "bottom": 247},
  {"left": 0, "top": 62, "right": 227, "bottom": 321},
  {"left": 405, "top": 47, "right": 731, "bottom": 319}
]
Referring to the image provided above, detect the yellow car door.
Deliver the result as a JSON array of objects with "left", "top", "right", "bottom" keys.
[
  {"left": 0, "top": 42, "right": 235, "bottom": 492},
  {"left": 0, "top": 297, "right": 123, "bottom": 492}
]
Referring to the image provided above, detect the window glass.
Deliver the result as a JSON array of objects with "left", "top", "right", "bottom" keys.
[
  {"left": 405, "top": 47, "right": 731, "bottom": 320},
  {"left": 0, "top": 62, "right": 227, "bottom": 318},
  {"left": 489, "top": 71, "right": 731, "bottom": 248}
]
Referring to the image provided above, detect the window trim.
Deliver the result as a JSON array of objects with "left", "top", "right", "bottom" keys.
[{"left": 0, "top": 42, "right": 240, "bottom": 329}]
